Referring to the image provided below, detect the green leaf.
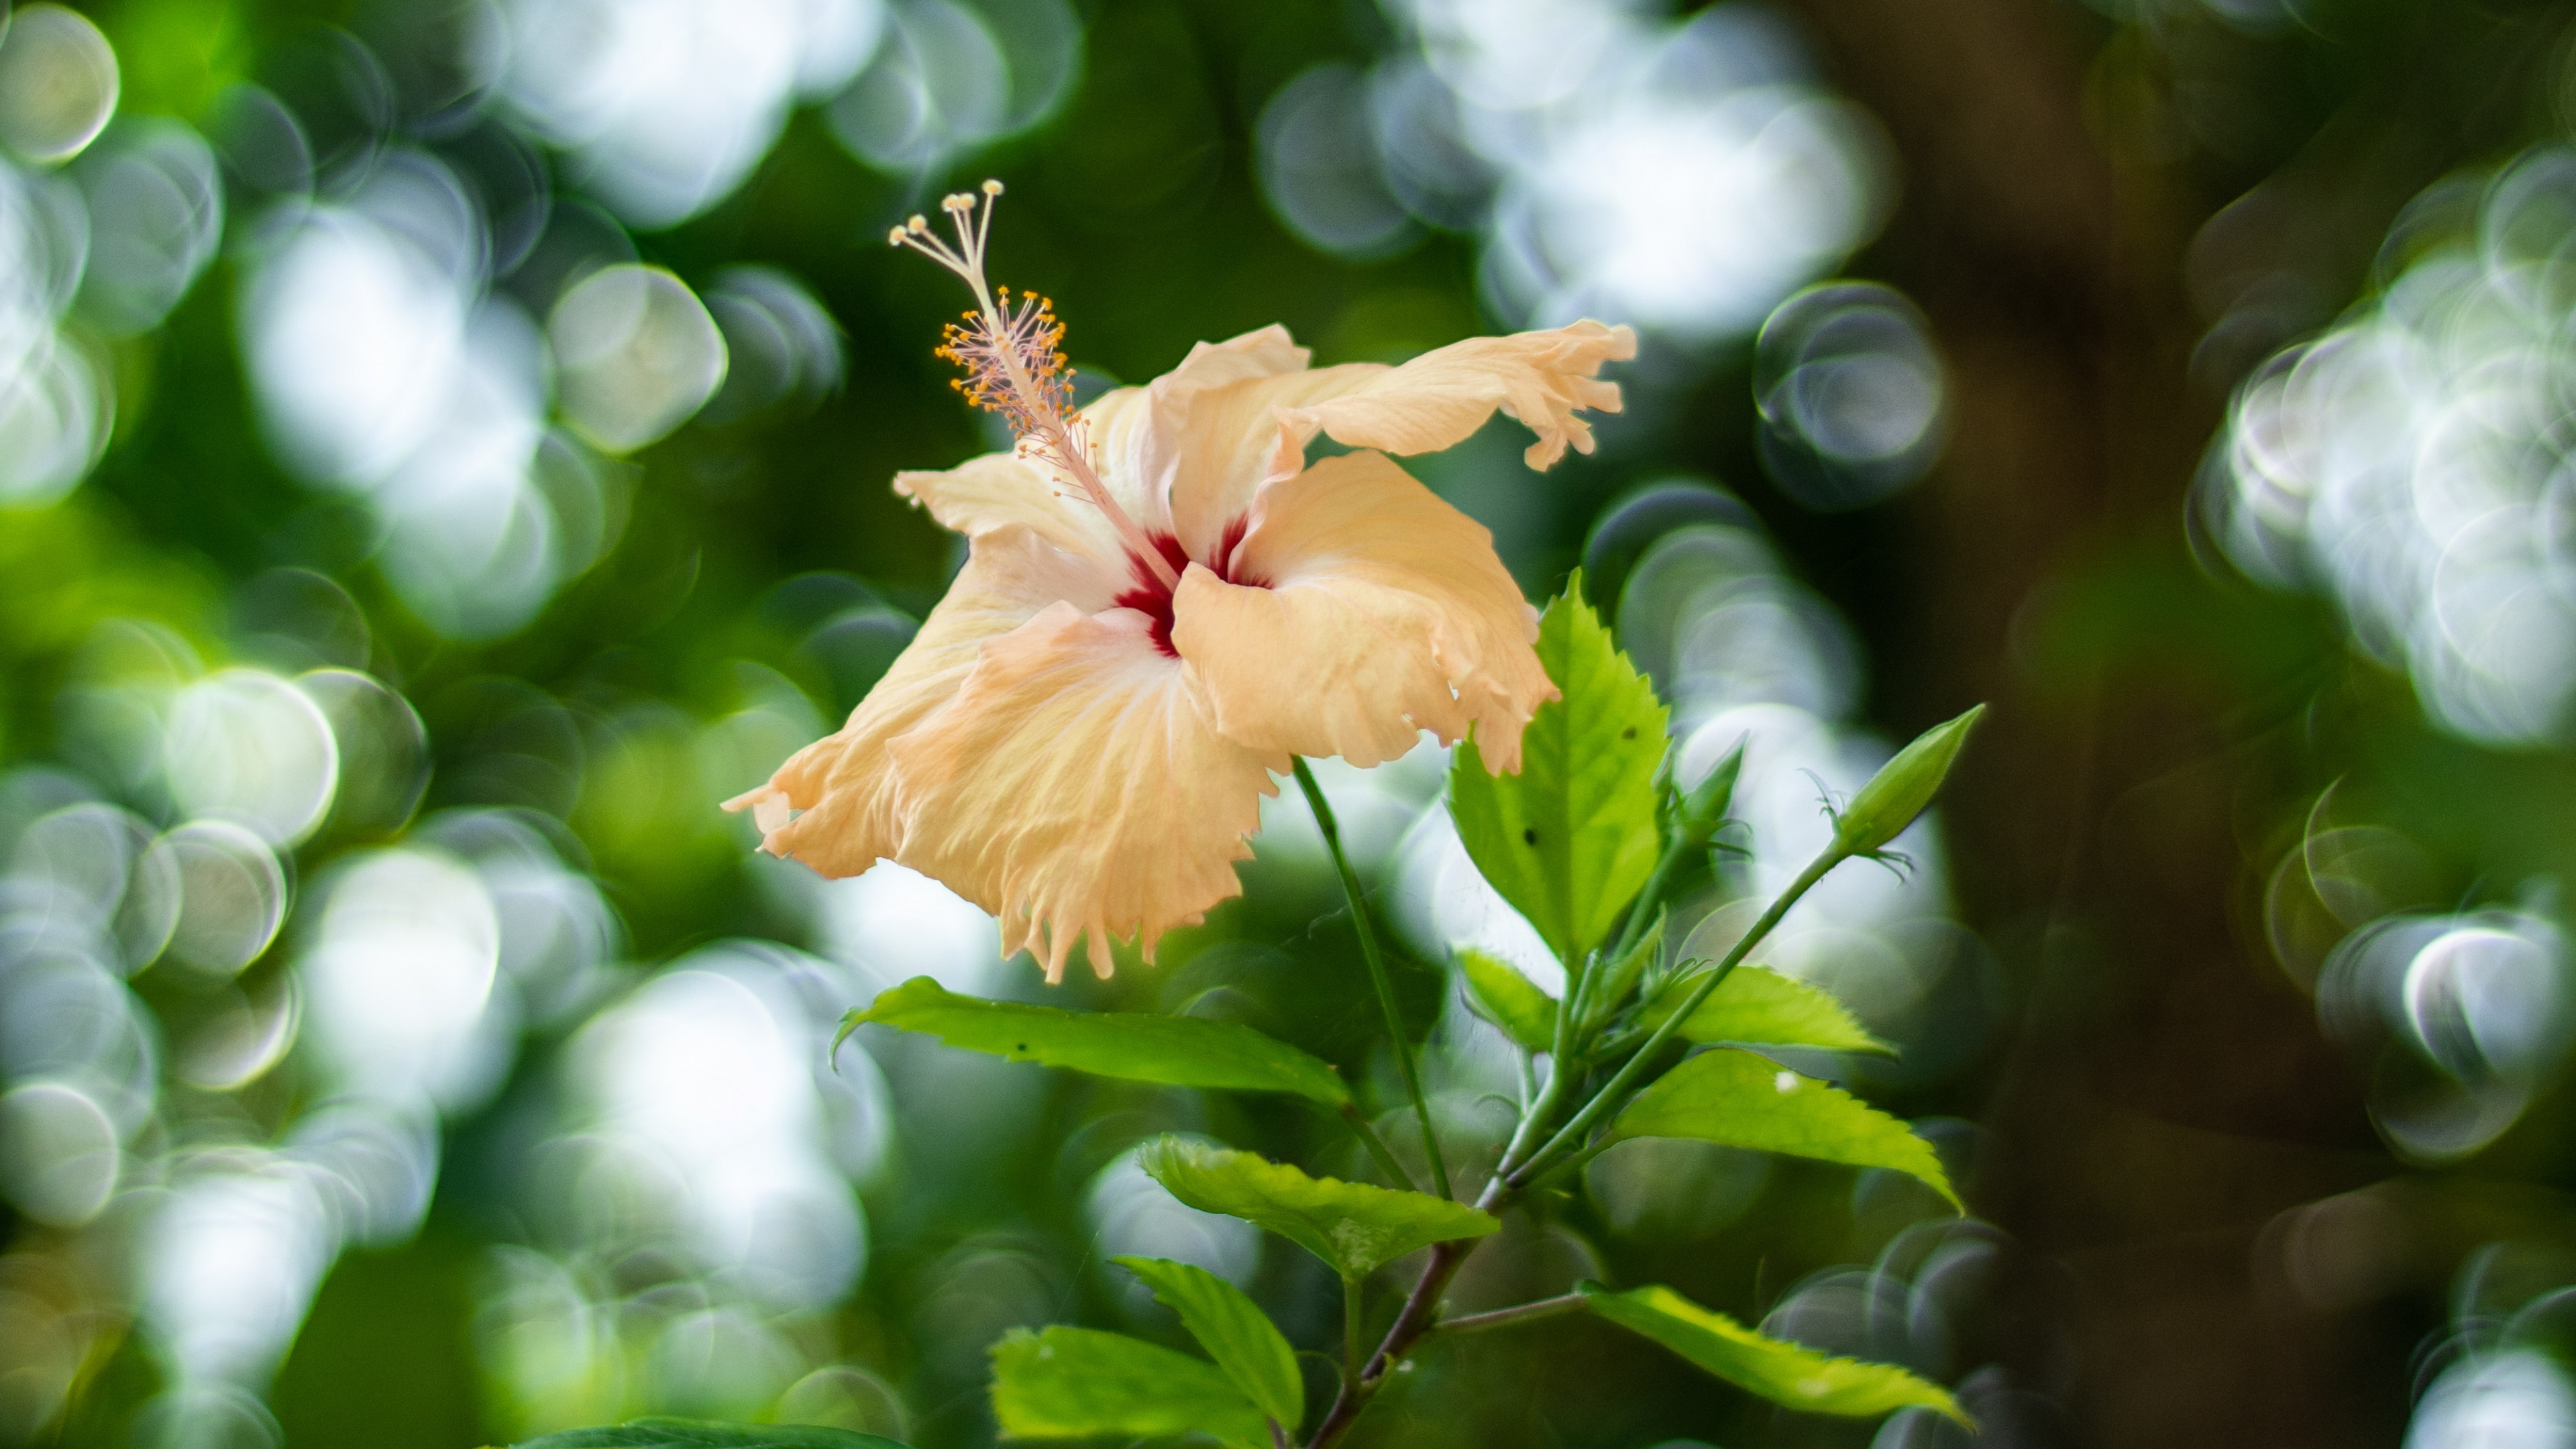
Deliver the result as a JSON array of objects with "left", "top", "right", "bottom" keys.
[
  {"left": 1642, "top": 966, "right": 1894, "bottom": 1055},
  {"left": 839, "top": 977, "right": 1346, "bottom": 1106},
  {"left": 1609, "top": 1049, "right": 1957, "bottom": 1209},
  {"left": 1449, "top": 576, "right": 1669, "bottom": 961},
  {"left": 1113, "top": 1256, "right": 1303, "bottom": 1430},
  {"left": 505, "top": 1420, "right": 908, "bottom": 1448},
  {"left": 990, "top": 1326, "right": 1270, "bottom": 1447},
  {"left": 1580, "top": 1284, "right": 1966, "bottom": 1424},
  {"left": 1137, "top": 1136, "right": 1499, "bottom": 1279},
  {"left": 1455, "top": 946, "right": 1558, "bottom": 1052},
  {"left": 1833, "top": 704, "right": 1985, "bottom": 857}
]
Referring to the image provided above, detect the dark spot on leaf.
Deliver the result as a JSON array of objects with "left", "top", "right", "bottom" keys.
[
  {"left": 1016, "top": 1043, "right": 1028, "bottom": 1052},
  {"left": 1522, "top": 828, "right": 1538, "bottom": 845},
  {"left": 1621, "top": 727, "right": 1637, "bottom": 739}
]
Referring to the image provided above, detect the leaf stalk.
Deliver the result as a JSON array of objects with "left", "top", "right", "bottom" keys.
[{"left": 1336, "top": 1102, "right": 1424, "bottom": 1195}]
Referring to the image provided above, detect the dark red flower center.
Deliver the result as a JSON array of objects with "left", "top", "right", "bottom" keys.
[{"left": 1114, "top": 516, "right": 1261, "bottom": 657}]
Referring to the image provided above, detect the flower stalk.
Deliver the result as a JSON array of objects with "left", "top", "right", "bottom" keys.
[{"left": 1293, "top": 757, "right": 1450, "bottom": 1201}]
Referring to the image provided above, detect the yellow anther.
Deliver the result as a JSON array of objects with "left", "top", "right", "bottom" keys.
[
  {"left": 907, "top": 215, "right": 928, "bottom": 233},
  {"left": 981, "top": 178, "right": 1004, "bottom": 196},
  {"left": 887, "top": 226, "right": 908, "bottom": 246}
]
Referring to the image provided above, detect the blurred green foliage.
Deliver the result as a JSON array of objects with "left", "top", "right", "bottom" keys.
[{"left": 10, "top": 0, "right": 2576, "bottom": 1445}]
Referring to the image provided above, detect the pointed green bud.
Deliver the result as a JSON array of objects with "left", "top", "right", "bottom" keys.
[
  {"left": 1584, "top": 908, "right": 1665, "bottom": 1031},
  {"left": 1833, "top": 705, "right": 1985, "bottom": 857},
  {"left": 1675, "top": 737, "right": 1746, "bottom": 849}
]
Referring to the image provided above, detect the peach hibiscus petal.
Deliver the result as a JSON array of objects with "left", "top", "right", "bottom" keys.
[
  {"left": 1085, "top": 324, "right": 1316, "bottom": 543},
  {"left": 1151, "top": 323, "right": 1311, "bottom": 394},
  {"left": 1269, "top": 319, "right": 1638, "bottom": 474},
  {"left": 886, "top": 602, "right": 1287, "bottom": 982},
  {"left": 893, "top": 451, "right": 1122, "bottom": 568},
  {"left": 1161, "top": 362, "right": 1389, "bottom": 565},
  {"left": 1169, "top": 449, "right": 1556, "bottom": 773},
  {"left": 722, "top": 527, "right": 1114, "bottom": 877}
]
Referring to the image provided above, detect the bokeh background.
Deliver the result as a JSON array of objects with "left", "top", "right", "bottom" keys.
[{"left": 1, "top": 0, "right": 2573, "bottom": 1445}]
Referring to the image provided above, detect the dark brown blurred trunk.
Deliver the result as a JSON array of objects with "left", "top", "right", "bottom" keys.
[{"left": 1770, "top": 1, "right": 2398, "bottom": 1444}]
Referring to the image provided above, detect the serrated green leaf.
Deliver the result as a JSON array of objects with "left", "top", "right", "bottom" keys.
[
  {"left": 840, "top": 977, "right": 1346, "bottom": 1105},
  {"left": 504, "top": 1419, "right": 908, "bottom": 1449},
  {"left": 1113, "top": 1256, "right": 1302, "bottom": 1430},
  {"left": 1639, "top": 966, "right": 1894, "bottom": 1055},
  {"left": 1449, "top": 578, "right": 1669, "bottom": 960},
  {"left": 1137, "top": 1136, "right": 1498, "bottom": 1279},
  {"left": 1580, "top": 1284, "right": 1966, "bottom": 1424},
  {"left": 990, "top": 1326, "right": 1269, "bottom": 1447},
  {"left": 1610, "top": 1049, "right": 1957, "bottom": 1209},
  {"left": 1456, "top": 946, "right": 1558, "bottom": 1052}
]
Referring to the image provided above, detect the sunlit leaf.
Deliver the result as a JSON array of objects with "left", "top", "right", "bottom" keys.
[
  {"left": 989, "top": 1325, "right": 1270, "bottom": 1448},
  {"left": 1580, "top": 1284, "right": 1967, "bottom": 1423},
  {"left": 1456, "top": 946, "right": 1558, "bottom": 1052},
  {"left": 1640, "top": 966, "right": 1894, "bottom": 1055},
  {"left": 1449, "top": 577, "right": 1669, "bottom": 960},
  {"left": 1114, "top": 1256, "right": 1303, "bottom": 1430},
  {"left": 840, "top": 977, "right": 1347, "bottom": 1105},
  {"left": 504, "top": 1419, "right": 909, "bottom": 1448},
  {"left": 1137, "top": 1136, "right": 1498, "bottom": 1279},
  {"left": 1609, "top": 1049, "right": 1957, "bottom": 1209}
]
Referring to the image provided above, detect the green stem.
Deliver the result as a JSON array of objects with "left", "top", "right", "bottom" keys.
[
  {"left": 1552, "top": 944, "right": 1590, "bottom": 1066},
  {"left": 1294, "top": 757, "right": 1451, "bottom": 1201},
  {"left": 1428, "top": 1293, "right": 1589, "bottom": 1338},
  {"left": 1605, "top": 825, "right": 1693, "bottom": 969},
  {"left": 1342, "top": 1275, "right": 1365, "bottom": 1389},
  {"left": 1518, "top": 1133, "right": 1621, "bottom": 1195},
  {"left": 1338, "top": 1102, "right": 1423, "bottom": 1195},
  {"left": 1509, "top": 847, "right": 1841, "bottom": 1188}
]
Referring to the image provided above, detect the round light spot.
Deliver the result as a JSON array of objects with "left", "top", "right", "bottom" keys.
[
  {"left": 297, "top": 669, "right": 429, "bottom": 838},
  {"left": 775, "top": 1365, "right": 908, "bottom": 1440},
  {"left": 0, "top": 335, "right": 111, "bottom": 507},
  {"left": 2404, "top": 924, "right": 2566, "bottom": 1083},
  {"left": 163, "top": 669, "right": 340, "bottom": 846},
  {"left": 300, "top": 847, "right": 502, "bottom": 1108},
  {"left": 151, "top": 820, "right": 289, "bottom": 976},
  {"left": 825, "top": 0, "right": 1009, "bottom": 173},
  {"left": 700, "top": 265, "right": 844, "bottom": 423},
  {"left": 816, "top": 861, "right": 1000, "bottom": 996},
  {"left": 70, "top": 118, "right": 224, "bottom": 336},
  {"left": 1755, "top": 282, "right": 1947, "bottom": 511},
  {"left": 176, "top": 976, "right": 300, "bottom": 1091},
  {"left": 0, "top": 6, "right": 121, "bottom": 164},
  {"left": 549, "top": 262, "right": 725, "bottom": 453},
  {"left": 0, "top": 1081, "right": 121, "bottom": 1226},
  {"left": 1257, "top": 62, "right": 1415, "bottom": 260},
  {"left": 9, "top": 800, "right": 147, "bottom": 934}
]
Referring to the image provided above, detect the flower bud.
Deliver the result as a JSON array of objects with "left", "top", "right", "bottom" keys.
[
  {"left": 1675, "top": 737, "right": 1745, "bottom": 849},
  {"left": 1833, "top": 704, "right": 1984, "bottom": 857}
]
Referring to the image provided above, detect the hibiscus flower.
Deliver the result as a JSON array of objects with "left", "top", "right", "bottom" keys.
[{"left": 728, "top": 182, "right": 1635, "bottom": 981}]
